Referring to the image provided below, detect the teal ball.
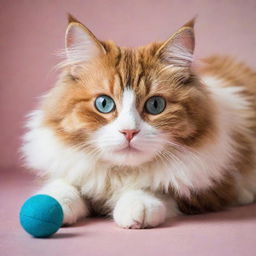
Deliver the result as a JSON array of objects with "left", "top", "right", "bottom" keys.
[{"left": 20, "top": 194, "right": 63, "bottom": 238}]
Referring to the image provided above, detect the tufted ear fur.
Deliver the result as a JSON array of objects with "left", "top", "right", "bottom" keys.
[
  {"left": 157, "top": 19, "right": 195, "bottom": 68},
  {"left": 62, "top": 14, "right": 106, "bottom": 71}
]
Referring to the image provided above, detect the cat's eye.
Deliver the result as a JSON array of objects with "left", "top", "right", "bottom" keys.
[
  {"left": 145, "top": 96, "right": 166, "bottom": 115},
  {"left": 95, "top": 95, "right": 115, "bottom": 113}
]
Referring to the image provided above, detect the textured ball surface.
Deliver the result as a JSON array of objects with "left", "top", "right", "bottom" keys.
[{"left": 20, "top": 194, "right": 63, "bottom": 238}]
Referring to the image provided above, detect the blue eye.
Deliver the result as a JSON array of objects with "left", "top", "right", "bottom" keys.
[
  {"left": 145, "top": 96, "right": 166, "bottom": 115},
  {"left": 95, "top": 95, "right": 115, "bottom": 113}
]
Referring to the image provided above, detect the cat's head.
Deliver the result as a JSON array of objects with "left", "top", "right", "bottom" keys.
[{"left": 42, "top": 15, "right": 214, "bottom": 167}]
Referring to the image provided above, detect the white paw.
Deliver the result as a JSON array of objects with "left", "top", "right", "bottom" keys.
[
  {"left": 237, "top": 188, "right": 254, "bottom": 205},
  {"left": 61, "top": 202, "right": 82, "bottom": 225},
  {"left": 59, "top": 197, "right": 89, "bottom": 225},
  {"left": 113, "top": 191, "right": 166, "bottom": 229},
  {"left": 37, "top": 179, "right": 89, "bottom": 226}
]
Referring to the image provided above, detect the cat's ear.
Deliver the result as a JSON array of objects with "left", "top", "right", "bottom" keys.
[
  {"left": 157, "top": 18, "right": 195, "bottom": 68},
  {"left": 64, "top": 14, "right": 106, "bottom": 68}
]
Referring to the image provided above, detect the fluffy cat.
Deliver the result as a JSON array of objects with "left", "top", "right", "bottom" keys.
[{"left": 21, "top": 15, "right": 256, "bottom": 229}]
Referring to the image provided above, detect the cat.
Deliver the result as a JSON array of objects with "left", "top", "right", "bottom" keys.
[{"left": 21, "top": 15, "right": 256, "bottom": 229}]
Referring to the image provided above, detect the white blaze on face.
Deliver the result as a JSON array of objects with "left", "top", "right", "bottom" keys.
[
  {"left": 116, "top": 89, "right": 141, "bottom": 131},
  {"left": 91, "top": 88, "right": 165, "bottom": 166}
]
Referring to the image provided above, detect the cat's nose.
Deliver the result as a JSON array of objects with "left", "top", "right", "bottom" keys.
[{"left": 119, "top": 129, "right": 140, "bottom": 142}]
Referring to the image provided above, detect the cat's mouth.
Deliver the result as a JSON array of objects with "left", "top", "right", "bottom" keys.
[{"left": 115, "top": 145, "right": 141, "bottom": 154}]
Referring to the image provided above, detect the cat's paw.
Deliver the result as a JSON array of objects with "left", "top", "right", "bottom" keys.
[
  {"left": 113, "top": 190, "right": 166, "bottom": 229},
  {"left": 61, "top": 203, "right": 81, "bottom": 225},
  {"left": 59, "top": 198, "right": 89, "bottom": 225},
  {"left": 37, "top": 180, "right": 89, "bottom": 226}
]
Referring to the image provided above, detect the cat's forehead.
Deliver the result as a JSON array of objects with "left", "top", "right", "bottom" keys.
[
  {"left": 104, "top": 44, "right": 170, "bottom": 98},
  {"left": 114, "top": 47, "right": 150, "bottom": 89},
  {"left": 76, "top": 42, "right": 185, "bottom": 102}
]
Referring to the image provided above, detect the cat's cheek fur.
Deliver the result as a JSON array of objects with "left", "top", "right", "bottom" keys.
[{"left": 113, "top": 190, "right": 167, "bottom": 229}]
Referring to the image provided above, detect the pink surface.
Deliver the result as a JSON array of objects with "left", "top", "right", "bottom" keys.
[
  {"left": 1, "top": 168, "right": 256, "bottom": 256},
  {"left": 1, "top": 0, "right": 256, "bottom": 168}
]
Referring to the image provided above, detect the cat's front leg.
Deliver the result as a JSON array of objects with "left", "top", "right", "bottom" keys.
[
  {"left": 37, "top": 179, "right": 89, "bottom": 225},
  {"left": 113, "top": 190, "right": 177, "bottom": 229}
]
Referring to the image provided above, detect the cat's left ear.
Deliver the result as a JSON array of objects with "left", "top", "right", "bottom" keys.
[
  {"left": 64, "top": 14, "right": 106, "bottom": 68},
  {"left": 157, "top": 19, "right": 195, "bottom": 68}
]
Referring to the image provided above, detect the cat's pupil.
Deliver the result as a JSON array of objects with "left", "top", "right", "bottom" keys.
[
  {"left": 102, "top": 99, "right": 107, "bottom": 108},
  {"left": 153, "top": 100, "right": 158, "bottom": 109}
]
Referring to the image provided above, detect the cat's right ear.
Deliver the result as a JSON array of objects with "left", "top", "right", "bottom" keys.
[
  {"left": 63, "top": 14, "right": 106, "bottom": 69},
  {"left": 156, "top": 18, "right": 195, "bottom": 68}
]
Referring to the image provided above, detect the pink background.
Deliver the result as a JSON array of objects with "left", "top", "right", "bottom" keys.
[
  {"left": 1, "top": 2, "right": 256, "bottom": 255},
  {"left": 1, "top": 0, "right": 256, "bottom": 169}
]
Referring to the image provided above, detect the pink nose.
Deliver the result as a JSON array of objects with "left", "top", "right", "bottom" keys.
[{"left": 120, "top": 129, "right": 140, "bottom": 142}]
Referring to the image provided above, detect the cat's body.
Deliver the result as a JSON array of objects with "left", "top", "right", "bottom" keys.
[{"left": 21, "top": 17, "right": 256, "bottom": 228}]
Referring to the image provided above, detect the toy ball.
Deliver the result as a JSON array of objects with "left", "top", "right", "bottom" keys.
[{"left": 19, "top": 194, "right": 63, "bottom": 238}]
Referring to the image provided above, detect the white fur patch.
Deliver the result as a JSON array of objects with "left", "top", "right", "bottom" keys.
[{"left": 113, "top": 190, "right": 167, "bottom": 228}]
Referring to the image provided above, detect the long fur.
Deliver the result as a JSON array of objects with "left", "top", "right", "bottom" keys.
[{"left": 21, "top": 18, "right": 256, "bottom": 228}]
